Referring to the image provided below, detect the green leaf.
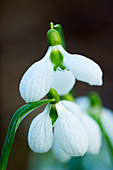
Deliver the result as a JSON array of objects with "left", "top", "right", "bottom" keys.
[{"left": 0, "top": 99, "right": 54, "bottom": 170}]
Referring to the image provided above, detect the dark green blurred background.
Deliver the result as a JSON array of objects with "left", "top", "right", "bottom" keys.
[{"left": 0, "top": 0, "right": 113, "bottom": 169}]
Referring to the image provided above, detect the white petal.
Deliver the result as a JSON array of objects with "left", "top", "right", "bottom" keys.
[
  {"left": 75, "top": 96, "right": 90, "bottom": 111},
  {"left": 58, "top": 45, "right": 103, "bottom": 86},
  {"left": 52, "top": 70, "right": 75, "bottom": 96},
  {"left": 19, "top": 47, "right": 53, "bottom": 102},
  {"left": 81, "top": 112, "right": 102, "bottom": 154},
  {"left": 28, "top": 104, "right": 54, "bottom": 153},
  {"left": 61, "top": 100, "right": 82, "bottom": 118},
  {"left": 54, "top": 102, "right": 88, "bottom": 156},
  {"left": 52, "top": 140, "right": 71, "bottom": 163},
  {"left": 101, "top": 108, "right": 113, "bottom": 146}
]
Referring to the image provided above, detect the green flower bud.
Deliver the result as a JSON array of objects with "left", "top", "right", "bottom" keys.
[
  {"left": 47, "top": 88, "right": 60, "bottom": 104},
  {"left": 49, "top": 105, "right": 58, "bottom": 125},
  {"left": 47, "top": 29, "right": 61, "bottom": 46}
]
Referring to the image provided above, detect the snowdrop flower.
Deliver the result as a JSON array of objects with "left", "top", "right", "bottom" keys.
[
  {"left": 28, "top": 89, "right": 89, "bottom": 158},
  {"left": 52, "top": 96, "right": 102, "bottom": 163},
  {"left": 19, "top": 26, "right": 103, "bottom": 103},
  {"left": 52, "top": 99, "right": 102, "bottom": 163}
]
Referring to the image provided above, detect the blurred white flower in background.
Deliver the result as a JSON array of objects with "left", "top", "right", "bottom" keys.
[
  {"left": 75, "top": 96, "right": 113, "bottom": 146},
  {"left": 101, "top": 108, "right": 113, "bottom": 146}
]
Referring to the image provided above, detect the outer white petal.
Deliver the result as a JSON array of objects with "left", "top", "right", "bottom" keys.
[
  {"left": 57, "top": 45, "right": 103, "bottom": 86},
  {"left": 75, "top": 96, "right": 90, "bottom": 111},
  {"left": 54, "top": 102, "right": 88, "bottom": 156},
  {"left": 101, "top": 108, "right": 113, "bottom": 146},
  {"left": 81, "top": 112, "right": 102, "bottom": 154},
  {"left": 61, "top": 100, "right": 82, "bottom": 118},
  {"left": 52, "top": 70, "right": 75, "bottom": 96},
  {"left": 52, "top": 140, "right": 71, "bottom": 163},
  {"left": 28, "top": 104, "right": 54, "bottom": 153},
  {"left": 19, "top": 47, "right": 53, "bottom": 102}
]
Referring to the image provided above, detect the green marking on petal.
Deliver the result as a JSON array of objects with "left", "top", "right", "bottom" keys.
[
  {"left": 49, "top": 105, "right": 58, "bottom": 125},
  {"left": 50, "top": 47, "right": 66, "bottom": 71}
]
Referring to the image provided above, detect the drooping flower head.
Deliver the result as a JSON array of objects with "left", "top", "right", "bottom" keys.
[
  {"left": 27, "top": 88, "right": 89, "bottom": 157},
  {"left": 27, "top": 89, "right": 102, "bottom": 162},
  {"left": 19, "top": 22, "right": 103, "bottom": 103}
]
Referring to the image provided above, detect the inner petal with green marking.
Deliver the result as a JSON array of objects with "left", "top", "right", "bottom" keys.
[{"left": 50, "top": 46, "right": 66, "bottom": 71}]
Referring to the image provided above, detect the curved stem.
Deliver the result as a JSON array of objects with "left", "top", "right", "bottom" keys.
[{"left": 0, "top": 99, "right": 54, "bottom": 170}]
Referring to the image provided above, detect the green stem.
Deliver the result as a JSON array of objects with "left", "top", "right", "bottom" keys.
[
  {"left": 0, "top": 99, "right": 54, "bottom": 170},
  {"left": 98, "top": 119, "right": 113, "bottom": 163},
  {"left": 54, "top": 24, "right": 66, "bottom": 49},
  {"left": 50, "top": 22, "right": 53, "bottom": 29}
]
